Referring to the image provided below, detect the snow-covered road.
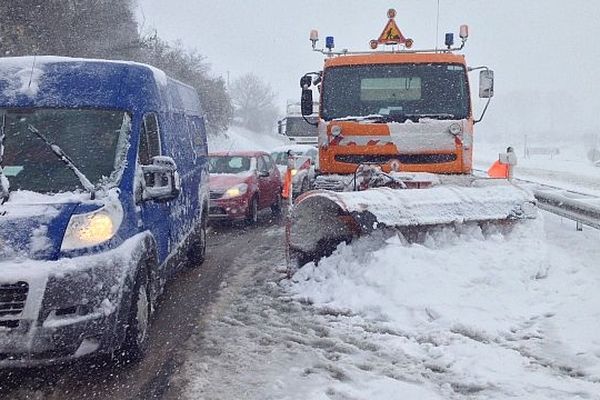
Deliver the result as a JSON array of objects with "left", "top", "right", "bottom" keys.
[{"left": 168, "top": 210, "right": 600, "bottom": 399}]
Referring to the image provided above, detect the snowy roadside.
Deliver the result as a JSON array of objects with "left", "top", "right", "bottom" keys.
[
  {"left": 172, "top": 212, "right": 600, "bottom": 399},
  {"left": 474, "top": 141, "right": 600, "bottom": 196}
]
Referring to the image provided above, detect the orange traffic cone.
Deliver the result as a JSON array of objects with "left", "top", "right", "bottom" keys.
[
  {"left": 487, "top": 160, "right": 509, "bottom": 178},
  {"left": 282, "top": 169, "right": 292, "bottom": 199}
]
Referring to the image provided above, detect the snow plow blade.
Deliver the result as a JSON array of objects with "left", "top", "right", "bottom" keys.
[{"left": 288, "top": 181, "right": 537, "bottom": 264}]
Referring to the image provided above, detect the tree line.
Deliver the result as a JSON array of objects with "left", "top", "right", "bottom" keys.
[{"left": 0, "top": 0, "right": 233, "bottom": 134}]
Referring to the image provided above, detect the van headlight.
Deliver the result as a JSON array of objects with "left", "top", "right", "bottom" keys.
[
  {"left": 61, "top": 203, "right": 123, "bottom": 251},
  {"left": 223, "top": 183, "right": 248, "bottom": 199}
]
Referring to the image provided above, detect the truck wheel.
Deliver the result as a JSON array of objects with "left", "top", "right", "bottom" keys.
[
  {"left": 119, "top": 270, "right": 151, "bottom": 363},
  {"left": 246, "top": 196, "right": 258, "bottom": 224}
]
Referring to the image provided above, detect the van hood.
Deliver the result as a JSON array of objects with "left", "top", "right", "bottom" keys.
[{"left": 0, "top": 191, "right": 89, "bottom": 261}]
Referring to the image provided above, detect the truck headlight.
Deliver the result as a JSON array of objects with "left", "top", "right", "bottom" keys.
[
  {"left": 61, "top": 204, "right": 123, "bottom": 251},
  {"left": 223, "top": 183, "right": 248, "bottom": 199}
]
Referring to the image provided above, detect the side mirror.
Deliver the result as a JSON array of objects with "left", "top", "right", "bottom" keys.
[
  {"left": 301, "top": 89, "right": 314, "bottom": 116},
  {"left": 141, "top": 156, "right": 181, "bottom": 201},
  {"left": 277, "top": 119, "right": 283, "bottom": 135},
  {"left": 258, "top": 170, "right": 270, "bottom": 178},
  {"left": 479, "top": 70, "right": 494, "bottom": 98},
  {"left": 300, "top": 75, "right": 314, "bottom": 116}
]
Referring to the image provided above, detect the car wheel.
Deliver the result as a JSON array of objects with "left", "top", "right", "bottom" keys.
[
  {"left": 188, "top": 213, "right": 207, "bottom": 267},
  {"left": 119, "top": 269, "right": 151, "bottom": 363},
  {"left": 246, "top": 196, "right": 258, "bottom": 224},
  {"left": 271, "top": 191, "right": 282, "bottom": 216},
  {"left": 300, "top": 178, "right": 310, "bottom": 193}
]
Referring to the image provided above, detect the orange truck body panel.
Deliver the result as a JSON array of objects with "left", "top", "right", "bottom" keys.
[{"left": 318, "top": 52, "right": 474, "bottom": 175}]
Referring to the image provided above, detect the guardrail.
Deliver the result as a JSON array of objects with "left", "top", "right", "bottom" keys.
[
  {"left": 533, "top": 188, "right": 600, "bottom": 230},
  {"left": 473, "top": 168, "right": 600, "bottom": 231}
]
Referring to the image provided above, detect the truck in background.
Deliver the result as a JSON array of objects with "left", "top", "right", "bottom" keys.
[{"left": 277, "top": 101, "right": 319, "bottom": 146}]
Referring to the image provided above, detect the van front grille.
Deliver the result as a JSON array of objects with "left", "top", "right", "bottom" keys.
[{"left": 0, "top": 281, "right": 28, "bottom": 318}]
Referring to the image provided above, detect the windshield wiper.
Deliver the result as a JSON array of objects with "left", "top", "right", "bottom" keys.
[
  {"left": 0, "top": 114, "right": 9, "bottom": 204},
  {"left": 27, "top": 124, "right": 96, "bottom": 198}
]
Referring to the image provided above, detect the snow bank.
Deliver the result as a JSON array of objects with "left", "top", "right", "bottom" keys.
[{"left": 289, "top": 216, "right": 600, "bottom": 397}]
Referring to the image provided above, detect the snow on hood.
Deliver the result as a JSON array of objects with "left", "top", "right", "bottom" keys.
[{"left": 209, "top": 172, "right": 253, "bottom": 191}]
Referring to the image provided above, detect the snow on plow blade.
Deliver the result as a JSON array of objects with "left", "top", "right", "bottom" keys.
[{"left": 289, "top": 181, "right": 537, "bottom": 263}]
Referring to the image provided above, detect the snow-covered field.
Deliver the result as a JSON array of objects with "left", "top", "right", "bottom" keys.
[{"left": 170, "top": 129, "right": 600, "bottom": 399}]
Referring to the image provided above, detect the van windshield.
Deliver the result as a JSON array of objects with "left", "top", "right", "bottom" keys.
[{"left": 0, "top": 108, "right": 130, "bottom": 193}]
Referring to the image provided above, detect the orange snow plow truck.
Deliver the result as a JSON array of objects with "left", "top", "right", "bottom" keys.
[{"left": 289, "top": 9, "right": 536, "bottom": 264}]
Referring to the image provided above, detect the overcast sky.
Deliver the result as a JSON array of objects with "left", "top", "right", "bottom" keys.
[{"left": 138, "top": 0, "right": 600, "bottom": 140}]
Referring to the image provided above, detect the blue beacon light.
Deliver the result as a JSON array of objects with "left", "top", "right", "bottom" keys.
[
  {"left": 445, "top": 33, "right": 454, "bottom": 48},
  {"left": 325, "top": 36, "right": 335, "bottom": 50}
]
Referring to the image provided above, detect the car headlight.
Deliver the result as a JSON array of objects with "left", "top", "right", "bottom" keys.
[
  {"left": 61, "top": 203, "right": 123, "bottom": 251},
  {"left": 223, "top": 183, "right": 248, "bottom": 199}
]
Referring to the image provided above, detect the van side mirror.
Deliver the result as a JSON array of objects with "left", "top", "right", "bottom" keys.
[
  {"left": 479, "top": 70, "right": 494, "bottom": 98},
  {"left": 141, "top": 156, "right": 181, "bottom": 201}
]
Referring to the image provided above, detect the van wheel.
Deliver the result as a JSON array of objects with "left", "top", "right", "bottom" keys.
[
  {"left": 119, "top": 270, "right": 151, "bottom": 363},
  {"left": 246, "top": 196, "right": 258, "bottom": 224},
  {"left": 188, "top": 215, "right": 207, "bottom": 267}
]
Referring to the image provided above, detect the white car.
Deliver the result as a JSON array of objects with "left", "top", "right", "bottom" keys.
[{"left": 271, "top": 145, "right": 318, "bottom": 196}]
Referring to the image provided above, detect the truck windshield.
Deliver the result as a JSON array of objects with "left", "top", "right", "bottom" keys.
[
  {"left": 322, "top": 63, "right": 470, "bottom": 121},
  {"left": 284, "top": 116, "right": 318, "bottom": 137},
  {"left": 0, "top": 108, "right": 130, "bottom": 193}
]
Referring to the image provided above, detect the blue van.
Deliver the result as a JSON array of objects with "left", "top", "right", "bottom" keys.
[{"left": 0, "top": 56, "right": 209, "bottom": 366}]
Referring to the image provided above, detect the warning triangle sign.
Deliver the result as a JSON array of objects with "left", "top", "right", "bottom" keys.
[{"left": 377, "top": 18, "right": 406, "bottom": 44}]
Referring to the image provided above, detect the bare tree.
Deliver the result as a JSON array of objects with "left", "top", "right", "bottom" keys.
[{"left": 230, "top": 73, "right": 278, "bottom": 133}]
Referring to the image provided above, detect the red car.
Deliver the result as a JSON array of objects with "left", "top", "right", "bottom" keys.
[{"left": 208, "top": 151, "right": 282, "bottom": 223}]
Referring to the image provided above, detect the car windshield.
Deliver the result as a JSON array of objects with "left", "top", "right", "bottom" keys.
[
  {"left": 283, "top": 116, "right": 318, "bottom": 137},
  {"left": 0, "top": 108, "right": 130, "bottom": 193},
  {"left": 322, "top": 63, "right": 470, "bottom": 121},
  {"left": 209, "top": 156, "right": 252, "bottom": 174}
]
